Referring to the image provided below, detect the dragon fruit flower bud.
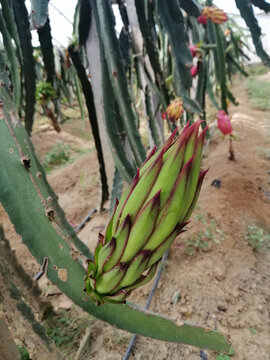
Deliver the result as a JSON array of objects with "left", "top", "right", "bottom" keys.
[
  {"left": 217, "top": 110, "right": 233, "bottom": 135},
  {"left": 202, "top": 6, "right": 228, "bottom": 24},
  {"left": 189, "top": 44, "right": 199, "bottom": 58},
  {"left": 191, "top": 66, "right": 198, "bottom": 78},
  {"left": 85, "top": 120, "right": 208, "bottom": 304},
  {"left": 166, "top": 97, "right": 184, "bottom": 122},
  {"left": 197, "top": 15, "right": 207, "bottom": 25}
]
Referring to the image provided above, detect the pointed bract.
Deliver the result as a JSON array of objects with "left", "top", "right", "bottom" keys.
[
  {"left": 96, "top": 237, "right": 116, "bottom": 275},
  {"left": 103, "top": 216, "right": 131, "bottom": 272},
  {"left": 120, "top": 191, "right": 161, "bottom": 263},
  {"left": 117, "top": 250, "right": 151, "bottom": 289},
  {"left": 95, "top": 262, "right": 127, "bottom": 295},
  {"left": 119, "top": 149, "right": 164, "bottom": 224},
  {"left": 112, "top": 169, "right": 140, "bottom": 234},
  {"left": 104, "top": 198, "right": 119, "bottom": 243}
]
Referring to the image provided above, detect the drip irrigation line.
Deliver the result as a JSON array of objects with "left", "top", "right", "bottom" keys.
[
  {"left": 122, "top": 250, "right": 169, "bottom": 360},
  {"left": 52, "top": 36, "right": 63, "bottom": 47},
  {"left": 49, "top": 2, "right": 73, "bottom": 26},
  {"left": 75, "top": 207, "right": 97, "bottom": 233},
  {"left": 33, "top": 257, "right": 48, "bottom": 280}
]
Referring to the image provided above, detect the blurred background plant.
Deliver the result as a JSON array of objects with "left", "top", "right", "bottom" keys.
[{"left": 245, "top": 225, "right": 270, "bottom": 251}]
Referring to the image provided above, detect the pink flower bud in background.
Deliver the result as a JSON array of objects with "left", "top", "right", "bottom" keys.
[
  {"left": 217, "top": 110, "right": 233, "bottom": 135},
  {"left": 189, "top": 44, "right": 198, "bottom": 58},
  {"left": 197, "top": 15, "right": 207, "bottom": 25},
  {"left": 202, "top": 6, "right": 228, "bottom": 24},
  {"left": 191, "top": 66, "right": 198, "bottom": 78}
]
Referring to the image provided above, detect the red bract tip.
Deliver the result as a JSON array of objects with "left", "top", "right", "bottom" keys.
[
  {"left": 114, "top": 198, "right": 119, "bottom": 211},
  {"left": 169, "top": 156, "right": 193, "bottom": 200},
  {"left": 151, "top": 189, "right": 161, "bottom": 209},
  {"left": 100, "top": 237, "right": 116, "bottom": 273},
  {"left": 150, "top": 147, "right": 164, "bottom": 172},
  {"left": 98, "top": 233, "right": 105, "bottom": 246},
  {"left": 175, "top": 221, "right": 190, "bottom": 235},
  {"left": 198, "top": 125, "right": 208, "bottom": 143},
  {"left": 132, "top": 169, "right": 140, "bottom": 184},
  {"left": 136, "top": 249, "right": 152, "bottom": 265},
  {"left": 198, "top": 168, "right": 209, "bottom": 183},
  {"left": 163, "top": 127, "right": 178, "bottom": 152},
  {"left": 121, "top": 214, "right": 131, "bottom": 230},
  {"left": 185, "top": 120, "right": 201, "bottom": 142}
]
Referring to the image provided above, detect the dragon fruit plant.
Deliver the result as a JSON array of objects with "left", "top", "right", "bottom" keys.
[{"left": 85, "top": 120, "right": 208, "bottom": 304}]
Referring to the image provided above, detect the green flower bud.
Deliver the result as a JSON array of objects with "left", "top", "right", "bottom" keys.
[{"left": 85, "top": 120, "right": 208, "bottom": 304}]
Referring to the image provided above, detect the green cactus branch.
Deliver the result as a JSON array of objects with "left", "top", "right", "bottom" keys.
[
  {"left": 235, "top": 0, "right": 270, "bottom": 67},
  {"left": 12, "top": 0, "right": 36, "bottom": 135},
  {"left": 251, "top": 0, "right": 270, "bottom": 13},
  {"left": 0, "top": 0, "right": 22, "bottom": 62},
  {"left": 101, "top": 43, "right": 136, "bottom": 183},
  {"left": 135, "top": 0, "right": 170, "bottom": 104},
  {"left": 30, "top": 0, "right": 49, "bottom": 29},
  {"left": 213, "top": 24, "right": 228, "bottom": 112},
  {"left": 0, "top": 10, "right": 21, "bottom": 113},
  {"left": 179, "top": 0, "right": 201, "bottom": 17},
  {"left": 78, "top": 0, "right": 92, "bottom": 46},
  {"left": 71, "top": 65, "right": 86, "bottom": 126},
  {"left": 207, "top": 20, "right": 220, "bottom": 86},
  {"left": 145, "top": 84, "right": 163, "bottom": 148},
  {"left": 93, "top": 0, "right": 146, "bottom": 167},
  {"left": 37, "top": 18, "right": 55, "bottom": 85},
  {"left": 68, "top": 44, "right": 109, "bottom": 209},
  {"left": 156, "top": 0, "right": 193, "bottom": 91},
  {"left": 195, "top": 60, "right": 207, "bottom": 129}
]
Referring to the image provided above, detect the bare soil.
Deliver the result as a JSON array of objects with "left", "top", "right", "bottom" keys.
[{"left": 1, "top": 76, "right": 270, "bottom": 360}]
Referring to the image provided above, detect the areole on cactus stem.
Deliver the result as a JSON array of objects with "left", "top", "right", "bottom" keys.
[{"left": 84, "top": 120, "right": 208, "bottom": 304}]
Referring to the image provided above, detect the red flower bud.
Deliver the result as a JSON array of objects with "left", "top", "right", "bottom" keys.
[
  {"left": 197, "top": 15, "right": 207, "bottom": 25},
  {"left": 191, "top": 66, "right": 198, "bottom": 78},
  {"left": 217, "top": 110, "right": 233, "bottom": 135}
]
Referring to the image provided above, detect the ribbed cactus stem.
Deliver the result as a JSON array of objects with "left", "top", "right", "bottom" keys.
[
  {"left": 94, "top": 0, "right": 146, "bottom": 167},
  {"left": 0, "top": 11, "right": 21, "bottom": 113},
  {"left": 213, "top": 24, "right": 227, "bottom": 112},
  {"left": 12, "top": 0, "right": 36, "bottom": 135}
]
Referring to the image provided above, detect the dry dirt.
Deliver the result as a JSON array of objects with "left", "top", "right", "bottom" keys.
[{"left": 0, "top": 76, "right": 270, "bottom": 360}]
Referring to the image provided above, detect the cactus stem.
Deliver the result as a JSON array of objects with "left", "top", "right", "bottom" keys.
[{"left": 1, "top": 101, "right": 87, "bottom": 266}]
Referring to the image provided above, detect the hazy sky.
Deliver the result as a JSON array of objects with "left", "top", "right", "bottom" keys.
[
  {"left": 26, "top": 0, "right": 261, "bottom": 47},
  {"left": 26, "top": 0, "right": 75, "bottom": 46}
]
